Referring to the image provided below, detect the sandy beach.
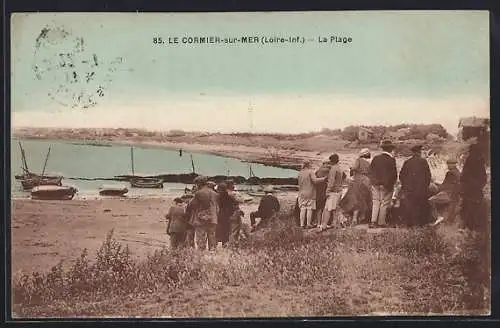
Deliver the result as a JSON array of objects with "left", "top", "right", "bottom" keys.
[{"left": 11, "top": 193, "right": 297, "bottom": 274}]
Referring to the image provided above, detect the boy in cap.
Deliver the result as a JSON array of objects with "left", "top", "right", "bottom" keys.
[
  {"left": 166, "top": 197, "right": 188, "bottom": 249},
  {"left": 368, "top": 140, "right": 398, "bottom": 228},
  {"left": 429, "top": 158, "right": 461, "bottom": 226},
  {"left": 318, "top": 154, "right": 342, "bottom": 232},
  {"left": 224, "top": 179, "right": 246, "bottom": 245}
]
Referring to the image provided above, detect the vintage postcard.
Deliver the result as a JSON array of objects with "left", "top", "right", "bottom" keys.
[{"left": 10, "top": 11, "right": 490, "bottom": 318}]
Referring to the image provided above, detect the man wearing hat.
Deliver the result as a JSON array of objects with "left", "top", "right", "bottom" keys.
[
  {"left": 187, "top": 175, "right": 219, "bottom": 250},
  {"left": 368, "top": 140, "right": 398, "bottom": 228},
  {"left": 250, "top": 186, "right": 281, "bottom": 232},
  {"left": 399, "top": 144, "right": 432, "bottom": 227},
  {"left": 207, "top": 181, "right": 217, "bottom": 191},
  {"left": 428, "top": 158, "right": 461, "bottom": 226}
]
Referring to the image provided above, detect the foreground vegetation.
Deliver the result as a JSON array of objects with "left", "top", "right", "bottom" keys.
[{"left": 12, "top": 203, "right": 490, "bottom": 318}]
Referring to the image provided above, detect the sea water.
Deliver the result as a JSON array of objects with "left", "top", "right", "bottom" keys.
[{"left": 11, "top": 138, "right": 298, "bottom": 198}]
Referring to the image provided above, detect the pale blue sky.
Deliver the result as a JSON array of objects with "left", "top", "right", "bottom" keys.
[{"left": 11, "top": 11, "right": 489, "bottom": 134}]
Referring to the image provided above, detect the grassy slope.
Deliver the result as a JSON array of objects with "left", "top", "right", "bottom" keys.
[{"left": 12, "top": 201, "right": 490, "bottom": 318}]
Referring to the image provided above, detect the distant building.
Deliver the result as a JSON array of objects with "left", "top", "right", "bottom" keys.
[
  {"left": 382, "top": 130, "right": 405, "bottom": 142},
  {"left": 458, "top": 116, "right": 490, "bottom": 165},
  {"left": 358, "top": 127, "right": 375, "bottom": 141},
  {"left": 397, "top": 127, "right": 411, "bottom": 135},
  {"left": 458, "top": 116, "right": 489, "bottom": 141}
]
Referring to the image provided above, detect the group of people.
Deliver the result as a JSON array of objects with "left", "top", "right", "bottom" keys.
[
  {"left": 166, "top": 138, "right": 487, "bottom": 249},
  {"left": 297, "top": 138, "right": 487, "bottom": 230},
  {"left": 165, "top": 176, "right": 281, "bottom": 250}
]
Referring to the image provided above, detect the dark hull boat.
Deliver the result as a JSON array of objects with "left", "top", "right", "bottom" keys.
[
  {"left": 130, "top": 178, "right": 164, "bottom": 189},
  {"left": 128, "top": 147, "right": 164, "bottom": 189},
  {"left": 21, "top": 176, "right": 63, "bottom": 191},
  {"left": 99, "top": 185, "right": 129, "bottom": 196},
  {"left": 17, "top": 142, "right": 64, "bottom": 190},
  {"left": 16, "top": 172, "right": 63, "bottom": 181},
  {"left": 31, "top": 185, "right": 77, "bottom": 200}
]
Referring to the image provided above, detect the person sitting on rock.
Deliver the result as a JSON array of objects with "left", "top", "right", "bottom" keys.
[
  {"left": 250, "top": 185, "right": 281, "bottom": 232},
  {"left": 429, "top": 158, "right": 461, "bottom": 226}
]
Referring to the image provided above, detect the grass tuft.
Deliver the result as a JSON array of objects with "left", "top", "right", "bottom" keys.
[{"left": 12, "top": 207, "right": 490, "bottom": 317}]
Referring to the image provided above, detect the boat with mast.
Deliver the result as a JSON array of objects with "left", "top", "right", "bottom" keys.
[
  {"left": 19, "top": 145, "right": 63, "bottom": 191},
  {"left": 15, "top": 142, "right": 63, "bottom": 182},
  {"left": 129, "top": 147, "right": 164, "bottom": 189}
]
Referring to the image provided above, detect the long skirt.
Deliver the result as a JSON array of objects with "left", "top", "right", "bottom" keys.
[
  {"left": 401, "top": 191, "right": 431, "bottom": 227},
  {"left": 461, "top": 191, "right": 486, "bottom": 231},
  {"left": 339, "top": 175, "right": 372, "bottom": 214}
]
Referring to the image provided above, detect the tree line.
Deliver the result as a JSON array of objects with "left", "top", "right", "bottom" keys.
[{"left": 321, "top": 124, "right": 451, "bottom": 142}]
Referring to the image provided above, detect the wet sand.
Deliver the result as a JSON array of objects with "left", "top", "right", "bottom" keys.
[{"left": 11, "top": 193, "right": 297, "bottom": 274}]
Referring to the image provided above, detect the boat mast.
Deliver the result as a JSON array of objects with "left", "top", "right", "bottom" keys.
[
  {"left": 190, "top": 154, "right": 196, "bottom": 174},
  {"left": 248, "top": 101, "right": 254, "bottom": 132},
  {"left": 19, "top": 142, "right": 29, "bottom": 174},
  {"left": 41, "top": 147, "right": 51, "bottom": 178},
  {"left": 130, "top": 147, "right": 135, "bottom": 176}
]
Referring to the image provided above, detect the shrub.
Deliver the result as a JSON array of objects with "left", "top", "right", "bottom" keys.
[{"left": 12, "top": 212, "right": 490, "bottom": 317}]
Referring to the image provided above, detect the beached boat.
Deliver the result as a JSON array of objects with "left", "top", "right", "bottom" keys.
[
  {"left": 276, "top": 185, "right": 299, "bottom": 191},
  {"left": 16, "top": 171, "right": 63, "bottom": 181},
  {"left": 130, "top": 178, "right": 164, "bottom": 189},
  {"left": 18, "top": 143, "right": 64, "bottom": 190},
  {"left": 128, "top": 147, "right": 164, "bottom": 189},
  {"left": 246, "top": 191, "right": 268, "bottom": 197},
  {"left": 22, "top": 176, "right": 63, "bottom": 191},
  {"left": 99, "top": 184, "right": 129, "bottom": 196},
  {"left": 31, "top": 185, "right": 77, "bottom": 200}
]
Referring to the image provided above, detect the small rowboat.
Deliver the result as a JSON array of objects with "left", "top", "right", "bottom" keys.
[
  {"left": 246, "top": 191, "right": 267, "bottom": 198},
  {"left": 128, "top": 147, "right": 164, "bottom": 189},
  {"left": 130, "top": 178, "right": 164, "bottom": 189},
  {"left": 31, "top": 185, "right": 78, "bottom": 200},
  {"left": 99, "top": 184, "right": 129, "bottom": 196}
]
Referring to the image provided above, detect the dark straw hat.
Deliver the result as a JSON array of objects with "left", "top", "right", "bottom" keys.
[
  {"left": 411, "top": 144, "right": 423, "bottom": 152},
  {"left": 380, "top": 139, "right": 395, "bottom": 150}
]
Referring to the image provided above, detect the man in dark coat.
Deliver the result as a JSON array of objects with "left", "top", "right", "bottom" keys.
[
  {"left": 369, "top": 140, "right": 398, "bottom": 228},
  {"left": 216, "top": 183, "right": 238, "bottom": 247},
  {"left": 460, "top": 142, "right": 487, "bottom": 231},
  {"left": 399, "top": 145, "right": 432, "bottom": 227}
]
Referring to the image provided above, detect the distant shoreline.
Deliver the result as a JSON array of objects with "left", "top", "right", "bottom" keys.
[
  {"left": 12, "top": 132, "right": 328, "bottom": 171},
  {"left": 11, "top": 127, "right": 464, "bottom": 172}
]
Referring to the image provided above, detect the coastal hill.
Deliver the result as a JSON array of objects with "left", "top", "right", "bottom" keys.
[{"left": 12, "top": 125, "right": 461, "bottom": 171}]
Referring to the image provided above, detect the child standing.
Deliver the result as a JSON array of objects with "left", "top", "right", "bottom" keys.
[{"left": 166, "top": 197, "right": 188, "bottom": 249}]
